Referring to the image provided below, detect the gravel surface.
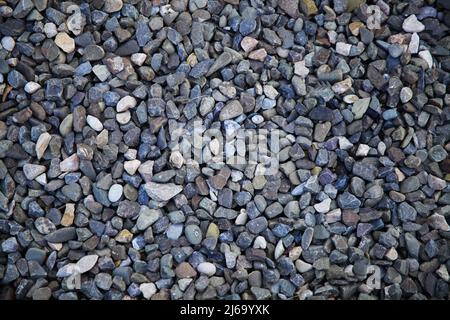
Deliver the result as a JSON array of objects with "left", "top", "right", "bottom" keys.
[{"left": 0, "top": 0, "right": 450, "bottom": 300}]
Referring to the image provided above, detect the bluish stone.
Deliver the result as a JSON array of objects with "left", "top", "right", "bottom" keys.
[
  {"left": 228, "top": 16, "right": 240, "bottom": 32},
  {"left": 239, "top": 19, "right": 256, "bottom": 36},
  {"left": 279, "top": 84, "right": 295, "bottom": 99},
  {"left": 89, "top": 220, "right": 105, "bottom": 236},
  {"left": 132, "top": 235, "right": 146, "bottom": 250},
  {"left": 74, "top": 62, "right": 92, "bottom": 76},
  {"left": 335, "top": 175, "right": 349, "bottom": 191},
  {"left": 382, "top": 109, "right": 398, "bottom": 120},
  {"left": 138, "top": 185, "right": 149, "bottom": 205},
  {"left": 272, "top": 223, "right": 290, "bottom": 238},
  {"left": 319, "top": 168, "right": 336, "bottom": 185},
  {"left": 135, "top": 20, "right": 151, "bottom": 47},
  {"left": 295, "top": 31, "right": 308, "bottom": 45}
]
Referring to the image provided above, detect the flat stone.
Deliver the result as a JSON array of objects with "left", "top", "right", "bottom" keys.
[
  {"left": 54, "top": 32, "right": 75, "bottom": 53},
  {"left": 144, "top": 182, "right": 183, "bottom": 201},
  {"left": 23, "top": 164, "right": 46, "bottom": 180}
]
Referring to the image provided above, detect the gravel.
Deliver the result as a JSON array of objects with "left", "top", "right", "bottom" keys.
[{"left": 0, "top": 0, "right": 449, "bottom": 302}]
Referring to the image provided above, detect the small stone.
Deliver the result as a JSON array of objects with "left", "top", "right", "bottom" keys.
[
  {"left": 117, "top": 96, "right": 137, "bottom": 112},
  {"left": 185, "top": 224, "right": 202, "bottom": 245},
  {"left": 400, "top": 87, "right": 413, "bottom": 103},
  {"left": 1, "top": 36, "right": 15, "bottom": 51},
  {"left": 248, "top": 48, "right": 267, "bottom": 61},
  {"left": 35, "top": 132, "right": 51, "bottom": 160},
  {"left": 24, "top": 81, "right": 41, "bottom": 94},
  {"left": 104, "top": 0, "right": 123, "bottom": 13},
  {"left": 418, "top": 50, "right": 433, "bottom": 69},
  {"left": 76, "top": 255, "right": 98, "bottom": 274},
  {"left": 86, "top": 115, "right": 103, "bottom": 132},
  {"left": 403, "top": 15, "right": 425, "bottom": 33},
  {"left": 219, "top": 100, "right": 243, "bottom": 120},
  {"left": 241, "top": 37, "right": 258, "bottom": 52},
  {"left": 23, "top": 164, "right": 46, "bottom": 180},
  {"left": 61, "top": 204, "right": 75, "bottom": 227},
  {"left": 108, "top": 184, "right": 123, "bottom": 202},
  {"left": 314, "top": 198, "right": 331, "bottom": 213},
  {"left": 54, "top": 32, "right": 75, "bottom": 53},
  {"left": 197, "top": 262, "right": 216, "bottom": 276},
  {"left": 300, "top": 0, "right": 318, "bottom": 16},
  {"left": 352, "top": 97, "right": 370, "bottom": 119},
  {"left": 140, "top": 283, "right": 157, "bottom": 300},
  {"left": 336, "top": 42, "right": 352, "bottom": 56},
  {"left": 60, "top": 154, "right": 79, "bottom": 172},
  {"left": 124, "top": 160, "right": 141, "bottom": 175}
]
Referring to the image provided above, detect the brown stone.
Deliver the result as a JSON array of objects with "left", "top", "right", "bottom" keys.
[
  {"left": 61, "top": 203, "right": 75, "bottom": 227},
  {"left": 208, "top": 167, "right": 231, "bottom": 190},
  {"left": 175, "top": 262, "right": 197, "bottom": 278},
  {"left": 342, "top": 210, "right": 360, "bottom": 226},
  {"left": 300, "top": 0, "right": 318, "bottom": 16}
]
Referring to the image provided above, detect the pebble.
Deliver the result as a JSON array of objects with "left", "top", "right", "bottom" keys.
[
  {"left": 0, "top": 0, "right": 447, "bottom": 302},
  {"left": 108, "top": 184, "right": 123, "bottom": 202},
  {"left": 197, "top": 262, "right": 216, "bottom": 276},
  {"left": 86, "top": 115, "right": 103, "bottom": 132},
  {"left": 117, "top": 96, "right": 137, "bottom": 112},
  {"left": 403, "top": 15, "right": 425, "bottom": 33},
  {"left": 54, "top": 32, "right": 75, "bottom": 53}
]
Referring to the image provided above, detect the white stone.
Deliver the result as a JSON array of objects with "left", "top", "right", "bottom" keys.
[
  {"left": 169, "top": 151, "right": 184, "bottom": 169},
  {"left": 235, "top": 209, "right": 247, "bottom": 225},
  {"left": 24, "top": 81, "right": 41, "bottom": 94},
  {"left": 356, "top": 144, "right": 370, "bottom": 157},
  {"left": 124, "top": 159, "right": 141, "bottom": 175},
  {"left": 76, "top": 255, "right": 98, "bottom": 274},
  {"left": 295, "top": 259, "right": 313, "bottom": 273},
  {"left": 23, "top": 164, "right": 46, "bottom": 180},
  {"left": 209, "top": 138, "right": 221, "bottom": 156},
  {"left": 251, "top": 114, "right": 264, "bottom": 124},
  {"left": 1, "top": 36, "right": 15, "bottom": 51},
  {"left": 274, "top": 240, "right": 284, "bottom": 260},
  {"left": 402, "top": 15, "right": 425, "bottom": 33},
  {"left": 131, "top": 53, "right": 147, "bottom": 66},
  {"left": 253, "top": 236, "right": 267, "bottom": 249},
  {"left": 67, "top": 10, "right": 85, "bottom": 36},
  {"left": 377, "top": 141, "right": 386, "bottom": 155},
  {"left": 92, "top": 64, "right": 111, "bottom": 81},
  {"left": 35, "top": 173, "right": 47, "bottom": 185},
  {"left": 385, "top": 247, "right": 398, "bottom": 261},
  {"left": 400, "top": 87, "right": 413, "bottom": 103},
  {"left": 108, "top": 184, "right": 123, "bottom": 202},
  {"left": 263, "top": 85, "right": 279, "bottom": 99},
  {"left": 86, "top": 115, "right": 103, "bottom": 131},
  {"left": 338, "top": 136, "right": 353, "bottom": 150},
  {"left": 197, "top": 262, "right": 216, "bottom": 276},
  {"left": 117, "top": 95, "right": 137, "bottom": 112},
  {"left": 289, "top": 246, "right": 302, "bottom": 260},
  {"left": 436, "top": 264, "right": 450, "bottom": 282},
  {"left": 44, "top": 23, "right": 57, "bottom": 38},
  {"left": 178, "top": 278, "right": 193, "bottom": 291},
  {"left": 294, "top": 60, "right": 309, "bottom": 77},
  {"left": 240, "top": 36, "right": 258, "bottom": 52},
  {"left": 408, "top": 32, "right": 420, "bottom": 54},
  {"left": 313, "top": 198, "right": 331, "bottom": 213},
  {"left": 60, "top": 154, "right": 79, "bottom": 172},
  {"left": 55, "top": 32, "right": 75, "bottom": 53},
  {"left": 35, "top": 132, "right": 52, "bottom": 159},
  {"left": 336, "top": 42, "right": 352, "bottom": 56},
  {"left": 140, "top": 283, "right": 157, "bottom": 300},
  {"left": 418, "top": 50, "right": 433, "bottom": 69},
  {"left": 124, "top": 149, "right": 137, "bottom": 160},
  {"left": 116, "top": 111, "right": 131, "bottom": 124}
]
